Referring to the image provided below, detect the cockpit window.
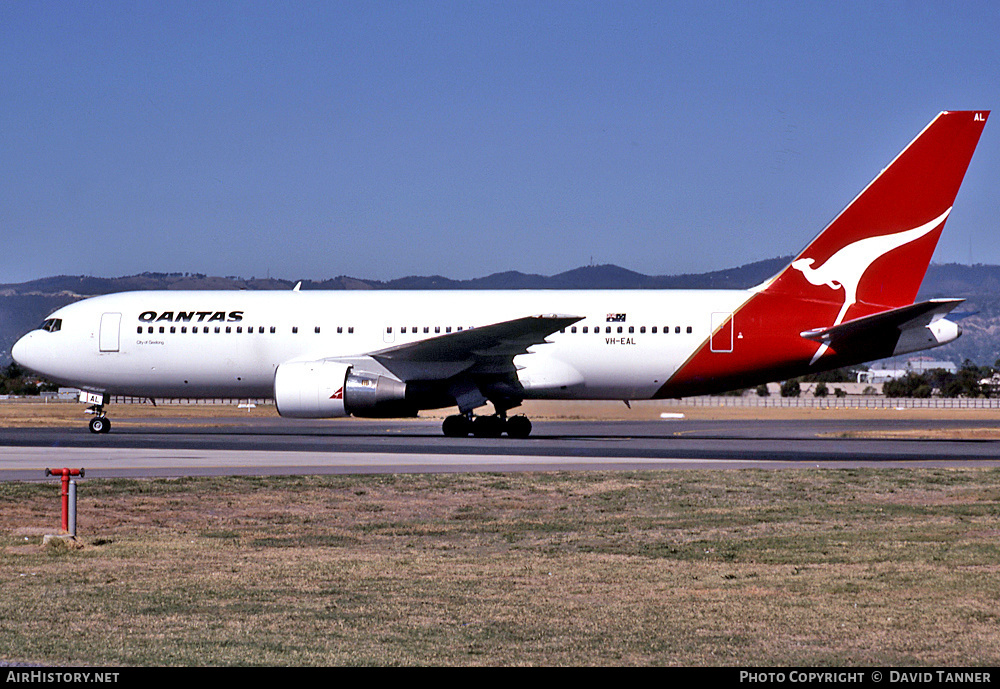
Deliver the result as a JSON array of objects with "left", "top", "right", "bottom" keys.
[{"left": 39, "top": 318, "right": 62, "bottom": 332}]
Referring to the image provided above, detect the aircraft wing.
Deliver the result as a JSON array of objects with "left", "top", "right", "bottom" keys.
[
  {"left": 800, "top": 299, "right": 964, "bottom": 345},
  {"left": 368, "top": 314, "right": 583, "bottom": 381}
]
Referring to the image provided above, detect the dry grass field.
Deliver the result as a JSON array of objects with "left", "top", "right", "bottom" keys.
[
  {"left": 4, "top": 469, "right": 1000, "bottom": 666},
  {"left": 0, "top": 399, "right": 283, "bottom": 428}
]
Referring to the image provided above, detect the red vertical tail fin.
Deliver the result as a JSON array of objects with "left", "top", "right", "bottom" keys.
[
  {"left": 762, "top": 110, "right": 989, "bottom": 318},
  {"left": 659, "top": 111, "right": 988, "bottom": 397}
]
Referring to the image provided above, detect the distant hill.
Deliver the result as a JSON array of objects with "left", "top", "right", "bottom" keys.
[
  {"left": 0, "top": 258, "right": 791, "bottom": 295},
  {"left": 3, "top": 259, "right": 999, "bottom": 367}
]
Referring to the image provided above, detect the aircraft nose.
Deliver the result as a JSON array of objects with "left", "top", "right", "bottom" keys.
[{"left": 11, "top": 333, "right": 33, "bottom": 370}]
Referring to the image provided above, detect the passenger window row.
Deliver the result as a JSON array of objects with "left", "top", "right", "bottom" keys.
[
  {"left": 134, "top": 322, "right": 692, "bottom": 337},
  {"left": 387, "top": 326, "right": 472, "bottom": 335},
  {"left": 560, "top": 325, "right": 694, "bottom": 334},
  {"left": 138, "top": 325, "right": 354, "bottom": 335}
]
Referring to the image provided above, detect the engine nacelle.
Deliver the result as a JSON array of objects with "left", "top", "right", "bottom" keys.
[
  {"left": 893, "top": 318, "right": 962, "bottom": 356},
  {"left": 274, "top": 361, "right": 408, "bottom": 418}
]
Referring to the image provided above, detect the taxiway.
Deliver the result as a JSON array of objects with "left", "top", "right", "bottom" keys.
[{"left": 3, "top": 416, "right": 1000, "bottom": 480}]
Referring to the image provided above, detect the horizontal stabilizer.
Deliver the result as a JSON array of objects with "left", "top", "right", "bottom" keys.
[{"left": 800, "top": 298, "right": 964, "bottom": 344}]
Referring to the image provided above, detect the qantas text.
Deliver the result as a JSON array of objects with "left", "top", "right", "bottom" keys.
[{"left": 138, "top": 311, "right": 244, "bottom": 323}]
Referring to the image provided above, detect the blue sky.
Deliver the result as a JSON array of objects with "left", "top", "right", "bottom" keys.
[{"left": 2, "top": 1, "right": 998, "bottom": 283}]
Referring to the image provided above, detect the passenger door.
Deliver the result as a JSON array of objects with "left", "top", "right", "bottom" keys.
[{"left": 99, "top": 312, "right": 122, "bottom": 352}]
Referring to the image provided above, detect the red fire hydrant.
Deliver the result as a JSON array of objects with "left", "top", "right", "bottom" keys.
[{"left": 44, "top": 468, "right": 85, "bottom": 535}]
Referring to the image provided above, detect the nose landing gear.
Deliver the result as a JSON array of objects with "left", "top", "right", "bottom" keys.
[{"left": 86, "top": 404, "right": 111, "bottom": 434}]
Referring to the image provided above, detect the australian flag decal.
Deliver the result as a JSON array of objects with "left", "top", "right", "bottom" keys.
[{"left": 606, "top": 313, "right": 626, "bottom": 323}]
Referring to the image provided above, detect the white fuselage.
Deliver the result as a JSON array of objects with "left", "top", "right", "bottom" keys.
[{"left": 12, "top": 289, "right": 751, "bottom": 401}]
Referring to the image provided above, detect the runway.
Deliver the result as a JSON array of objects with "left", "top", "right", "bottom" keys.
[{"left": 4, "top": 415, "right": 1000, "bottom": 480}]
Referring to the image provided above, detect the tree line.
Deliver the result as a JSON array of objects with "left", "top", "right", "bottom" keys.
[
  {"left": 879, "top": 361, "right": 996, "bottom": 398},
  {"left": 0, "top": 363, "right": 57, "bottom": 395},
  {"left": 761, "top": 361, "right": 998, "bottom": 399}
]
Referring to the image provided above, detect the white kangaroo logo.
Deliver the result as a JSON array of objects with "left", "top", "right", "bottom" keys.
[{"left": 791, "top": 207, "right": 951, "bottom": 363}]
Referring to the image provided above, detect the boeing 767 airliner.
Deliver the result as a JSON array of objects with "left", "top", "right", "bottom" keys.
[{"left": 12, "top": 111, "right": 989, "bottom": 437}]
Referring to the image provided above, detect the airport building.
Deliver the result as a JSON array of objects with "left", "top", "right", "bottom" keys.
[{"left": 859, "top": 356, "right": 958, "bottom": 384}]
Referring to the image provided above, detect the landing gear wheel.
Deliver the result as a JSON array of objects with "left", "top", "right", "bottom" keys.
[
  {"left": 505, "top": 415, "right": 532, "bottom": 438},
  {"left": 89, "top": 416, "right": 111, "bottom": 434},
  {"left": 442, "top": 414, "right": 473, "bottom": 438},
  {"left": 473, "top": 415, "right": 505, "bottom": 438}
]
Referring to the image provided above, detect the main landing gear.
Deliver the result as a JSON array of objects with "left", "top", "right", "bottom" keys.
[
  {"left": 86, "top": 405, "right": 111, "bottom": 434},
  {"left": 442, "top": 413, "right": 532, "bottom": 438}
]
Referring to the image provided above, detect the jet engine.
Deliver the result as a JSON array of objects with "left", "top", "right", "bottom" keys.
[
  {"left": 893, "top": 318, "right": 962, "bottom": 356},
  {"left": 274, "top": 361, "right": 409, "bottom": 418}
]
